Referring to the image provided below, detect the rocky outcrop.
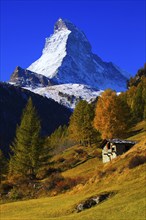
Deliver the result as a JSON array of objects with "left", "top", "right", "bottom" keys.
[
  {"left": 76, "top": 192, "right": 114, "bottom": 212},
  {"left": 10, "top": 66, "right": 54, "bottom": 88}
]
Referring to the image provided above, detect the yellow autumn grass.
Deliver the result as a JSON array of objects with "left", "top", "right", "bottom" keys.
[
  {"left": 1, "top": 121, "right": 146, "bottom": 220},
  {"left": 1, "top": 162, "right": 145, "bottom": 220}
]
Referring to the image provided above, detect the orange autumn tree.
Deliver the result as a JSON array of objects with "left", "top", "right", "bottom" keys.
[{"left": 94, "top": 89, "right": 131, "bottom": 139}]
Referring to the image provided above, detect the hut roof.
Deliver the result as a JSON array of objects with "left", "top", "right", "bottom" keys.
[{"left": 100, "top": 139, "right": 136, "bottom": 149}]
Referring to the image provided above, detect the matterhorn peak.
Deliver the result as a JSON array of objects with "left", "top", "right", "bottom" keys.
[
  {"left": 54, "top": 18, "right": 77, "bottom": 33},
  {"left": 54, "top": 18, "right": 67, "bottom": 32},
  {"left": 26, "top": 19, "right": 129, "bottom": 91}
]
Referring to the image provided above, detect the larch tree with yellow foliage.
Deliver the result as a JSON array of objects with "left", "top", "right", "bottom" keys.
[{"left": 94, "top": 89, "right": 131, "bottom": 139}]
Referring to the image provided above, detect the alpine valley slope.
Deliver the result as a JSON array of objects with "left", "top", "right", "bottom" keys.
[{"left": 10, "top": 18, "right": 130, "bottom": 108}]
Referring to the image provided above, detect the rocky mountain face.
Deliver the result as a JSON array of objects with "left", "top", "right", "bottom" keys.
[
  {"left": 0, "top": 82, "right": 71, "bottom": 156},
  {"left": 27, "top": 18, "right": 129, "bottom": 91},
  {"left": 9, "top": 65, "right": 102, "bottom": 109},
  {"left": 10, "top": 66, "right": 54, "bottom": 88},
  {"left": 9, "top": 18, "right": 130, "bottom": 108}
]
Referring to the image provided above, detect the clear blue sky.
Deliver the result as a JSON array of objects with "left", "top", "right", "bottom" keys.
[{"left": 0, "top": 0, "right": 145, "bottom": 81}]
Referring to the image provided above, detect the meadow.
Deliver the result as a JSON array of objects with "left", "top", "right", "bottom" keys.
[{"left": 1, "top": 121, "right": 146, "bottom": 220}]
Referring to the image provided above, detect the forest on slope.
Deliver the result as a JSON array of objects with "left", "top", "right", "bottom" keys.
[{"left": 0, "top": 64, "right": 146, "bottom": 203}]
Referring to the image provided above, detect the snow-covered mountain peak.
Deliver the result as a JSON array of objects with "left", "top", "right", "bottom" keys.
[
  {"left": 10, "top": 19, "right": 132, "bottom": 109},
  {"left": 27, "top": 18, "right": 129, "bottom": 91},
  {"left": 54, "top": 18, "right": 67, "bottom": 32},
  {"left": 54, "top": 18, "right": 80, "bottom": 33},
  {"left": 28, "top": 21, "right": 71, "bottom": 78}
]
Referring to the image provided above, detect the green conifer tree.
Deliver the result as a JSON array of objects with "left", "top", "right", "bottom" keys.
[
  {"left": 9, "top": 98, "right": 44, "bottom": 180},
  {"left": 132, "top": 83, "right": 144, "bottom": 120},
  {"left": 69, "top": 100, "right": 99, "bottom": 146}
]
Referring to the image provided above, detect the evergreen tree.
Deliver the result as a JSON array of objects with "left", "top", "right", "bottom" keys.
[
  {"left": 142, "top": 78, "right": 146, "bottom": 120},
  {"left": 127, "top": 63, "right": 146, "bottom": 88},
  {"left": 94, "top": 89, "right": 131, "bottom": 139},
  {"left": 69, "top": 100, "right": 99, "bottom": 146},
  {"left": 132, "top": 83, "right": 144, "bottom": 120},
  {"left": 81, "top": 103, "right": 100, "bottom": 146},
  {"left": 126, "top": 86, "right": 136, "bottom": 110},
  {"left": 48, "top": 125, "right": 70, "bottom": 153},
  {"left": 130, "top": 78, "right": 146, "bottom": 121},
  {"left": 69, "top": 101, "right": 85, "bottom": 144},
  {"left": 126, "top": 64, "right": 146, "bottom": 122},
  {"left": 9, "top": 98, "right": 45, "bottom": 180}
]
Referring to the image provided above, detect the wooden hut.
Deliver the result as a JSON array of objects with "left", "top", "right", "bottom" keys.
[{"left": 100, "top": 139, "right": 136, "bottom": 163}]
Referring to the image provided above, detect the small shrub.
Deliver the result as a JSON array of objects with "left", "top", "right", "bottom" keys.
[
  {"left": 75, "top": 149, "right": 85, "bottom": 155},
  {"left": 59, "top": 157, "right": 81, "bottom": 171},
  {"left": 75, "top": 149, "right": 88, "bottom": 160},
  {"left": 55, "top": 176, "right": 84, "bottom": 192},
  {"left": 128, "top": 155, "right": 146, "bottom": 169},
  {"left": 43, "top": 174, "right": 84, "bottom": 194},
  {"left": 0, "top": 182, "right": 13, "bottom": 196},
  {"left": 57, "top": 157, "right": 65, "bottom": 163},
  {"left": 56, "top": 180, "right": 70, "bottom": 191},
  {"left": 43, "top": 172, "right": 64, "bottom": 190},
  {"left": 8, "top": 187, "right": 23, "bottom": 200},
  {"left": 37, "top": 167, "right": 61, "bottom": 179},
  {"left": 7, "top": 174, "right": 28, "bottom": 185}
]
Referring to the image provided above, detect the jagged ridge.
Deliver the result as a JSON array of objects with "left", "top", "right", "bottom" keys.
[{"left": 10, "top": 66, "right": 54, "bottom": 88}]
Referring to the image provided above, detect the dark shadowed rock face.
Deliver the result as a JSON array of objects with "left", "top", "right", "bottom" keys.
[
  {"left": 0, "top": 82, "right": 71, "bottom": 156},
  {"left": 10, "top": 66, "right": 54, "bottom": 88}
]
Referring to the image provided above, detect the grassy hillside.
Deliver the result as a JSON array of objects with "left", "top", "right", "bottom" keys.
[
  {"left": 1, "top": 121, "right": 146, "bottom": 220},
  {"left": 52, "top": 144, "right": 102, "bottom": 178},
  {"left": 128, "top": 120, "right": 146, "bottom": 141}
]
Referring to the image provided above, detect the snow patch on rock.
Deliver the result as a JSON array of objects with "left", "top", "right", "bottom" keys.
[{"left": 26, "top": 84, "right": 103, "bottom": 109}]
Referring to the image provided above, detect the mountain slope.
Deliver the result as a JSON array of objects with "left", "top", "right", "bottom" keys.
[
  {"left": 27, "top": 18, "right": 129, "bottom": 91},
  {"left": 1, "top": 129, "right": 146, "bottom": 220},
  {"left": 0, "top": 82, "right": 71, "bottom": 156},
  {"left": 9, "top": 67, "right": 103, "bottom": 109},
  {"left": 32, "top": 84, "right": 103, "bottom": 109}
]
